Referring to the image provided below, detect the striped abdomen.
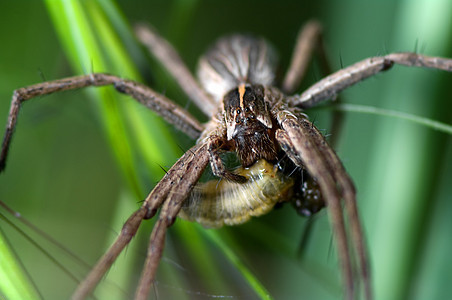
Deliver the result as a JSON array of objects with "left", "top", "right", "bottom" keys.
[{"left": 197, "top": 34, "right": 278, "bottom": 102}]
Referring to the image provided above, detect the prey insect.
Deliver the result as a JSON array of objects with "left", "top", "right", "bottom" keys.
[
  {"left": 1, "top": 18, "right": 452, "bottom": 300},
  {"left": 180, "top": 157, "right": 323, "bottom": 228}
]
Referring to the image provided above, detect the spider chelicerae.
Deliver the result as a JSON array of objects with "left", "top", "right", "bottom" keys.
[{"left": 1, "top": 13, "right": 452, "bottom": 300}]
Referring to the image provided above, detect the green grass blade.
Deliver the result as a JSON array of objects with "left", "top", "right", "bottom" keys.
[
  {"left": 0, "top": 227, "right": 40, "bottom": 300},
  {"left": 44, "top": 0, "right": 183, "bottom": 297},
  {"left": 45, "top": 0, "right": 144, "bottom": 197},
  {"left": 202, "top": 229, "right": 273, "bottom": 300},
  {"left": 327, "top": 103, "right": 452, "bottom": 135},
  {"left": 84, "top": 0, "right": 180, "bottom": 170},
  {"left": 359, "top": 2, "right": 452, "bottom": 299}
]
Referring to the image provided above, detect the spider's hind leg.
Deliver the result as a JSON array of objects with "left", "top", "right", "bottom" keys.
[
  {"left": 284, "top": 20, "right": 346, "bottom": 146},
  {"left": 282, "top": 20, "right": 324, "bottom": 94},
  {"left": 134, "top": 23, "right": 216, "bottom": 116}
]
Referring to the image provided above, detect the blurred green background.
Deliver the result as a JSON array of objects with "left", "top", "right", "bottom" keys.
[{"left": 0, "top": 0, "right": 451, "bottom": 299}]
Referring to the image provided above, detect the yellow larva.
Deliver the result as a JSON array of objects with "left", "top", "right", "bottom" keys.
[{"left": 179, "top": 159, "right": 294, "bottom": 228}]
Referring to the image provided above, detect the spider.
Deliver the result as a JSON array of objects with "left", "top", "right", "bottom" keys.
[{"left": 1, "top": 8, "right": 452, "bottom": 300}]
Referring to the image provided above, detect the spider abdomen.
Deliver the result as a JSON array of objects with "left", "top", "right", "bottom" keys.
[
  {"left": 197, "top": 34, "right": 278, "bottom": 102},
  {"left": 179, "top": 159, "right": 294, "bottom": 228}
]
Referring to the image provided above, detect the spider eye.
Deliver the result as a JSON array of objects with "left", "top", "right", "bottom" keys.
[
  {"left": 250, "top": 114, "right": 255, "bottom": 119},
  {"left": 236, "top": 108, "right": 241, "bottom": 115},
  {"left": 245, "top": 107, "right": 250, "bottom": 113}
]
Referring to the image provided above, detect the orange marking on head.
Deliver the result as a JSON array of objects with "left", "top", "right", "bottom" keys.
[{"left": 238, "top": 84, "right": 246, "bottom": 109}]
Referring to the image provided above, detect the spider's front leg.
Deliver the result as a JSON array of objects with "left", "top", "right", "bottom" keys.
[
  {"left": 134, "top": 142, "right": 210, "bottom": 300},
  {"left": 0, "top": 73, "right": 204, "bottom": 172},
  {"left": 292, "top": 52, "right": 452, "bottom": 108},
  {"left": 275, "top": 109, "right": 370, "bottom": 300},
  {"left": 207, "top": 134, "right": 247, "bottom": 183},
  {"left": 72, "top": 142, "right": 210, "bottom": 300}
]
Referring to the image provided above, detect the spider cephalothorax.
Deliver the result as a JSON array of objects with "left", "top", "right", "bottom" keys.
[
  {"left": 222, "top": 84, "right": 277, "bottom": 167},
  {"left": 1, "top": 19, "right": 451, "bottom": 300}
]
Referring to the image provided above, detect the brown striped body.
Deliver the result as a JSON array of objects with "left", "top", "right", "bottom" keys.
[{"left": 197, "top": 34, "right": 277, "bottom": 102}]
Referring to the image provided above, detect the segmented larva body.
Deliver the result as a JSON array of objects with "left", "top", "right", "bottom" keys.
[{"left": 179, "top": 159, "right": 294, "bottom": 228}]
